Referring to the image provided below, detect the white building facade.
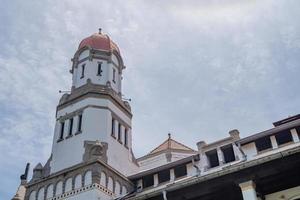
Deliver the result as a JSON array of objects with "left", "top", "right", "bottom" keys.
[{"left": 12, "top": 31, "right": 300, "bottom": 200}]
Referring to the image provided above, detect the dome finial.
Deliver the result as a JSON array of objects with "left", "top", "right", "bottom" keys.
[{"left": 98, "top": 28, "right": 102, "bottom": 34}]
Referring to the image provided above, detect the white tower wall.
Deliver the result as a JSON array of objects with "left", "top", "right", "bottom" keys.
[{"left": 50, "top": 97, "right": 137, "bottom": 175}]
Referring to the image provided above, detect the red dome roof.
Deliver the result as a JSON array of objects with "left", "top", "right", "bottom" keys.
[{"left": 78, "top": 32, "right": 120, "bottom": 53}]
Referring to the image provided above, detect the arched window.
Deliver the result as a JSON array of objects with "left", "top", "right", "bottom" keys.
[
  {"left": 55, "top": 181, "right": 63, "bottom": 196},
  {"left": 65, "top": 177, "right": 72, "bottom": 192},
  {"left": 29, "top": 190, "right": 36, "bottom": 200},
  {"left": 122, "top": 186, "right": 127, "bottom": 195},
  {"left": 37, "top": 187, "right": 44, "bottom": 200},
  {"left": 108, "top": 177, "right": 113, "bottom": 191},
  {"left": 46, "top": 184, "right": 53, "bottom": 199},
  {"left": 100, "top": 172, "right": 107, "bottom": 187},
  {"left": 115, "top": 181, "right": 121, "bottom": 197},
  {"left": 80, "top": 64, "right": 85, "bottom": 79},
  {"left": 84, "top": 170, "right": 92, "bottom": 186},
  {"left": 74, "top": 174, "right": 82, "bottom": 189},
  {"left": 97, "top": 62, "right": 102, "bottom": 76}
]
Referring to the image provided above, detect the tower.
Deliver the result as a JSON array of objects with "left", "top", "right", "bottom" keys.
[
  {"left": 20, "top": 30, "right": 138, "bottom": 200},
  {"left": 50, "top": 29, "right": 138, "bottom": 175}
]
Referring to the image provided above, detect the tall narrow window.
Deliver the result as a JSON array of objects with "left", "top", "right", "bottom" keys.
[
  {"left": 112, "top": 68, "right": 116, "bottom": 83},
  {"left": 68, "top": 118, "right": 73, "bottom": 136},
  {"left": 111, "top": 119, "right": 115, "bottom": 137},
  {"left": 97, "top": 63, "right": 102, "bottom": 76},
  {"left": 59, "top": 122, "right": 65, "bottom": 140},
  {"left": 124, "top": 128, "right": 128, "bottom": 147},
  {"left": 118, "top": 123, "right": 122, "bottom": 142},
  {"left": 78, "top": 114, "right": 82, "bottom": 132},
  {"left": 80, "top": 64, "right": 85, "bottom": 79}
]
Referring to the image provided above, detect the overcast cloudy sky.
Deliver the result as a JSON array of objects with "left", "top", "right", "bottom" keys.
[{"left": 1, "top": 0, "right": 300, "bottom": 198}]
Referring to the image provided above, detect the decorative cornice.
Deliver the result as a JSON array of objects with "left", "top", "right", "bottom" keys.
[
  {"left": 47, "top": 183, "right": 113, "bottom": 200},
  {"left": 26, "top": 159, "right": 133, "bottom": 188},
  {"left": 57, "top": 82, "right": 132, "bottom": 118},
  {"left": 137, "top": 149, "right": 196, "bottom": 162}
]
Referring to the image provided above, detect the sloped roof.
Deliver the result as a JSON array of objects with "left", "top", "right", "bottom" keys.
[{"left": 148, "top": 134, "right": 195, "bottom": 155}]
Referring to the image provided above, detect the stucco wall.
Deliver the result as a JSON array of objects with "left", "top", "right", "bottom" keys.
[{"left": 50, "top": 97, "right": 137, "bottom": 175}]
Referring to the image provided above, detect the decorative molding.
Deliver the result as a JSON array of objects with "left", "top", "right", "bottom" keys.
[
  {"left": 83, "top": 141, "right": 108, "bottom": 163},
  {"left": 25, "top": 160, "right": 133, "bottom": 200},
  {"left": 47, "top": 183, "right": 113, "bottom": 200},
  {"left": 57, "top": 82, "right": 132, "bottom": 118}
]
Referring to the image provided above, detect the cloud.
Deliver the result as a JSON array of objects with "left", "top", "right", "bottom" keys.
[{"left": 1, "top": 0, "right": 300, "bottom": 199}]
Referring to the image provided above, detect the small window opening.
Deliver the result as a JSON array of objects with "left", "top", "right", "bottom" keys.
[
  {"left": 255, "top": 136, "right": 272, "bottom": 152},
  {"left": 158, "top": 169, "right": 170, "bottom": 183},
  {"left": 68, "top": 118, "right": 73, "bottom": 136},
  {"left": 97, "top": 63, "right": 102, "bottom": 76},
  {"left": 124, "top": 128, "right": 128, "bottom": 147},
  {"left": 118, "top": 123, "right": 122, "bottom": 142},
  {"left": 206, "top": 149, "right": 219, "bottom": 168},
  {"left": 80, "top": 64, "right": 85, "bottom": 79},
  {"left": 174, "top": 164, "right": 187, "bottom": 178},
  {"left": 78, "top": 114, "right": 82, "bottom": 132},
  {"left": 296, "top": 126, "right": 300, "bottom": 139},
  {"left": 59, "top": 122, "right": 65, "bottom": 140},
  {"left": 113, "top": 68, "right": 116, "bottom": 83},
  {"left": 275, "top": 130, "right": 293, "bottom": 146},
  {"left": 142, "top": 175, "right": 154, "bottom": 188},
  {"left": 111, "top": 119, "right": 115, "bottom": 137},
  {"left": 221, "top": 144, "right": 235, "bottom": 163}
]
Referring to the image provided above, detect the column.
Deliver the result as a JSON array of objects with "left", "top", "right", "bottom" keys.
[
  {"left": 153, "top": 174, "right": 159, "bottom": 187},
  {"left": 232, "top": 143, "right": 243, "bottom": 160},
  {"left": 239, "top": 180, "right": 258, "bottom": 200},
  {"left": 199, "top": 154, "right": 208, "bottom": 171},
  {"left": 217, "top": 147, "right": 224, "bottom": 165},
  {"left": 270, "top": 135, "right": 278, "bottom": 149},
  {"left": 290, "top": 129, "right": 299, "bottom": 143},
  {"left": 170, "top": 169, "right": 175, "bottom": 181}
]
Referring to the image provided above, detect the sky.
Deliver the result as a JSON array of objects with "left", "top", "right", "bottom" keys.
[{"left": 1, "top": 0, "right": 300, "bottom": 199}]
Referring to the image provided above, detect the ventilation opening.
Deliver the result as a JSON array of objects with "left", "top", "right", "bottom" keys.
[
  {"left": 275, "top": 130, "right": 293, "bottom": 145},
  {"left": 255, "top": 136, "right": 272, "bottom": 152},
  {"left": 221, "top": 144, "right": 235, "bottom": 163},
  {"left": 158, "top": 169, "right": 170, "bottom": 183},
  {"left": 142, "top": 174, "right": 154, "bottom": 188},
  {"left": 174, "top": 164, "right": 187, "bottom": 178},
  {"left": 206, "top": 149, "right": 219, "bottom": 168}
]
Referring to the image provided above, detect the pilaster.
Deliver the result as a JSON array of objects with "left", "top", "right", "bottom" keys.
[
  {"left": 270, "top": 135, "right": 278, "bottom": 149},
  {"left": 217, "top": 147, "right": 224, "bottom": 165},
  {"left": 291, "top": 128, "right": 299, "bottom": 143},
  {"left": 239, "top": 180, "right": 258, "bottom": 200}
]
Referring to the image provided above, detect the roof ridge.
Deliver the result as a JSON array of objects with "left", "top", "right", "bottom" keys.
[
  {"left": 169, "top": 138, "right": 195, "bottom": 152},
  {"left": 147, "top": 135, "right": 195, "bottom": 155}
]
